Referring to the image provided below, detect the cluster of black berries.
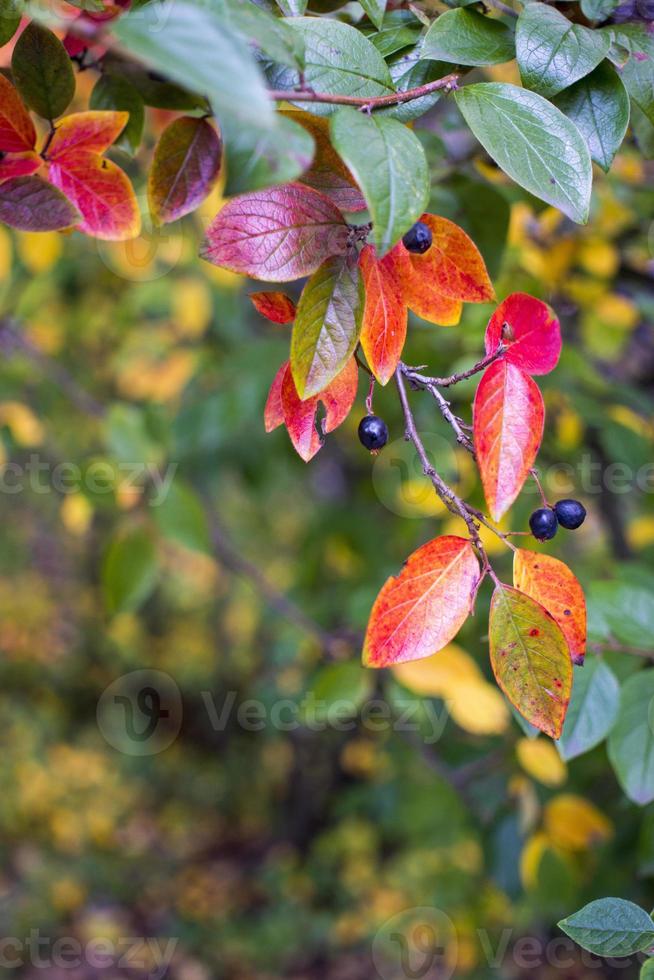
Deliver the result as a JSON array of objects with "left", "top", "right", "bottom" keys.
[{"left": 529, "top": 500, "right": 586, "bottom": 540}]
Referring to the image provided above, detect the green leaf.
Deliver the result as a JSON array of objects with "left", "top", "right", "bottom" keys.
[
  {"left": 422, "top": 9, "right": 515, "bottom": 67},
  {"left": 632, "top": 100, "right": 654, "bottom": 159},
  {"left": 557, "top": 658, "right": 620, "bottom": 761},
  {"left": 223, "top": 114, "right": 315, "bottom": 196},
  {"left": 363, "top": 10, "right": 421, "bottom": 57},
  {"left": 516, "top": 3, "right": 610, "bottom": 98},
  {"left": 0, "top": 0, "right": 20, "bottom": 46},
  {"left": 608, "top": 670, "right": 654, "bottom": 805},
  {"left": 267, "top": 17, "right": 394, "bottom": 116},
  {"left": 360, "top": 0, "right": 387, "bottom": 31},
  {"left": 211, "top": 0, "right": 305, "bottom": 69},
  {"left": 11, "top": 22, "right": 75, "bottom": 120},
  {"left": 102, "top": 55, "right": 205, "bottom": 111},
  {"left": 641, "top": 958, "right": 654, "bottom": 980},
  {"left": 113, "top": 0, "right": 275, "bottom": 131},
  {"left": 330, "top": 108, "right": 429, "bottom": 255},
  {"left": 153, "top": 480, "right": 211, "bottom": 554},
  {"left": 587, "top": 580, "right": 654, "bottom": 648},
  {"left": 552, "top": 62, "right": 629, "bottom": 172},
  {"left": 558, "top": 898, "right": 654, "bottom": 956},
  {"left": 275, "top": 0, "right": 307, "bottom": 14},
  {"left": 580, "top": 0, "right": 617, "bottom": 22},
  {"left": 102, "top": 526, "right": 158, "bottom": 614},
  {"left": 291, "top": 251, "right": 364, "bottom": 398},
  {"left": 607, "top": 24, "right": 654, "bottom": 126},
  {"left": 488, "top": 584, "right": 572, "bottom": 739},
  {"left": 302, "top": 661, "right": 374, "bottom": 725},
  {"left": 90, "top": 75, "right": 145, "bottom": 155},
  {"left": 455, "top": 82, "right": 592, "bottom": 223}
]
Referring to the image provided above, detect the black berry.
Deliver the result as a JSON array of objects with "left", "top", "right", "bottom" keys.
[
  {"left": 402, "top": 221, "right": 432, "bottom": 254},
  {"left": 358, "top": 415, "right": 388, "bottom": 451},
  {"left": 554, "top": 499, "right": 586, "bottom": 530},
  {"left": 529, "top": 507, "right": 558, "bottom": 541}
]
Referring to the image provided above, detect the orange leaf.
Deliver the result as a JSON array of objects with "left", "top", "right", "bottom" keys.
[
  {"left": 489, "top": 583, "right": 572, "bottom": 739},
  {"left": 393, "top": 242, "right": 462, "bottom": 326},
  {"left": 48, "top": 150, "right": 141, "bottom": 241},
  {"left": 363, "top": 535, "right": 479, "bottom": 668},
  {"left": 0, "top": 75, "right": 36, "bottom": 152},
  {"left": 409, "top": 213, "right": 494, "bottom": 303},
  {"left": 264, "top": 361, "right": 288, "bottom": 432},
  {"left": 47, "top": 111, "right": 129, "bottom": 158},
  {"left": 280, "top": 357, "right": 358, "bottom": 462},
  {"left": 359, "top": 244, "right": 407, "bottom": 385},
  {"left": 250, "top": 291, "right": 297, "bottom": 325},
  {"left": 473, "top": 360, "right": 544, "bottom": 521},
  {"left": 513, "top": 549, "right": 586, "bottom": 665}
]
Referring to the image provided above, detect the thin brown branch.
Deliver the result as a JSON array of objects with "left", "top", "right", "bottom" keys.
[
  {"left": 400, "top": 361, "right": 474, "bottom": 455},
  {"left": 402, "top": 343, "right": 506, "bottom": 390},
  {"left": 267, "top": 73, "right": 460, "bottom": 111}
]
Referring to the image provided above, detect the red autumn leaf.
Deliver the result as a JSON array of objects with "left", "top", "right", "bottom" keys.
[
  {"left": 0, "top": 174, "right": 80, "bottom": 231},
  {"left": 250, "top": 291, "right": 297, "bottom": 325},
  {"left": 392, "top": 242, "right": 463, "bottom": 326},
  {"left": 265, "top": 361, "right": 289, "bottom": 433},
  {"left": 359, "top": 244, "right": 407, "bottom": 385},
  {"left": 485, "top": 293, "right": 561, "bottom": 375},
  {"left": 148, "top": 117, "right": 222, "bottom": 226},
  {"left": 408, "top": 213, "right": 495, "bottom": 303},
  {"left": 0, "top": 152, "right": 41, "bottom": 182},
  {"left": 279, "top": 357, "right": 358, "bottom": 462},
  {"left": 48, "top": 150, "right": 140, "bottom": 240},
  {"left": 47, "top": 111, "right": 129, "bottom": 158},
  {"left": 363, "top": 535, "right": 479, "bottom": 668},
  {"left": 489, "top": 583, "right": 572, "bottom": 739},
  {"left": 473, "top": 360, "right": 544, "bottom": 521},
  {"left": 281, "top": 110, "right": 366, "bottom": 213},
  {"left": 0, "top": 75, "right": 36, "bottom": 152},
  {"left": 513, "top": 549, "right": 586, "bottom": 665},
  {"left": 200, "top": 182, "right": 350, "bottom": 282}
]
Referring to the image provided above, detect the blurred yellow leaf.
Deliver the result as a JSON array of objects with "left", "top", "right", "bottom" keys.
[
  {"left": 516, "top": 737, "right": 568, "bottom": 787},
  {"left": 596, "top": 293, "right": 639, "bottom": 331},
  {"left": 0, "top": 226, "right": 12, "bottom": 281},
  {"left": 577, "top": 237, "right": 619, "bottom": 278},
  {"left": 17, "top": 231, "right": 62, "bottom": 273},
  {"left": 60, "top": 493, "right": 93, "bottom": 536},
  {"left": 543, "top": 794, "right": 613, "bottom": 851},
  {"left": 117, "top": 350, "right": 196, "bottom": 402},
  {"left": 627, "top": 515, "right": 654, "bottom": 550},
  {"left": 0, "top": 401, "right": 44, "bottom": 446},
  {"left": 172, "top": 277, "right": 213, "bottom": 338},
  {"left": 556, "top": 405, "right": 584, "bottom": 451},
  {"left": 448, "top": 681, "right": 510, "bottom": 735}
]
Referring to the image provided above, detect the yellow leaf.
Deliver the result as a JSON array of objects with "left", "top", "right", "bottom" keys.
[
  {"left": 60, "top": 494, "right": 93, "bottom": 536},
  {"left": 392, "top": 642, "right": 482, "bottom": 695},
  {"left": 17, "top": 231, "right": 62, "bottom": 273},
  {"left": 516, "top": 737, "right": 567, "bottom": 787},
  {"left": 0, "top": 401, "right": 44, "bottom": 446},
  {"left": 448, "top": 681, "right": 510, "bottom": 735},
  {"left": 628, "top": 515, "right": 654, "bottom": 550},
  {"left": 543, "top": 794, "right": 613, "bottom": 851},
  {"left": 556, "top": 405, "right": 583, "bottom": 451},
  {"left": 595, "top": 293, "right": 639, "bottom": 331},
  {"left": 577, "top": 237, "right": 619, "bottom": 278},
  {"left": 172, "top": 277, "right": 212, "bottom": 338},
  {"left": 520, "top": 831, "right": 549, "bottom": 889}
]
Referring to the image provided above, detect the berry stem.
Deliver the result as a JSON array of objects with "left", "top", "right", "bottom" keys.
[
  {"left": 365, "top": 374, "right": 375, "bottom": 415},
  {"left": 267, "top": 73, "right": 460, "bottom": 111},
  {"left": 530, "top": 468, "right": 550, "bottom": 508}
]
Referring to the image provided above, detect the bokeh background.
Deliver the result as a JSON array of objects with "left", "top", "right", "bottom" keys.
[{"left": 0, "top": 61, "right": 653, "bottom": 980}]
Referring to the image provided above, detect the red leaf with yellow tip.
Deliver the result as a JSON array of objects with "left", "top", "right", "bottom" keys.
[
  {"left": 473, "top": 360, "right": 544, "bottom": 520},
  {"left": 264, "top": 361, "right": 289, "bottom": 432},
  {"left": 47, "top": 111, "right": 129, "bottom": 158},
  {"left": 485, "top": 292, "right": 561, "bottom": 375},
  {"left": 489, "top": 583, "right": 572, "bottom": 739},
  {"left": 48, "top": 151, "right": 141, "bottom": 240},
  {"left": 363, "top": 535, "right": 479, "bottom": 668},
  {"left": 278, "top": 357, "right": 358, "bottom": 462},
  {"left": 0, "top": 75, "right": 36, "bottom": 152},
  {"left": 0, "top": 152, "right": 41, "bottom": 182},
  {"left": 410, "top": 213, "right": 495, "bottom": 303},
  {"left": 200, "top": 182, "right": 349, "bottom": 282},
  {"left": 148, "top": 116, "right": 222, "bottom": 226},
  {"left": 392, "top": 242, "right": 462, "bottom": 326},
  {"left": 250, "top": 291, "right": 297, "bottom": 325},
  {"left": 513, "top": 549, "right": 586, "bottom": 665},
  {"left": 359, "top": 244, "right": 407, "bottom": 385}
]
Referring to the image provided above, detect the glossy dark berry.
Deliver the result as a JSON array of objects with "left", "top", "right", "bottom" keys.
[
  {"left": 554, "top": 498, "right": 586, "bottom": 530},
  {"left": 529, "top": 507, "right": 558, "bottom": 541},
  {"left": 402, "top": 221, "right": 432, "bottom": 254},
  {"left": 358, "top": 415, "right": 388, "bottom": 451}
]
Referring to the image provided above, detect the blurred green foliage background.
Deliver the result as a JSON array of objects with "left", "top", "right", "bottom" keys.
[{"left": 0, "top": 78, "right": 653, "bottom": 979}]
